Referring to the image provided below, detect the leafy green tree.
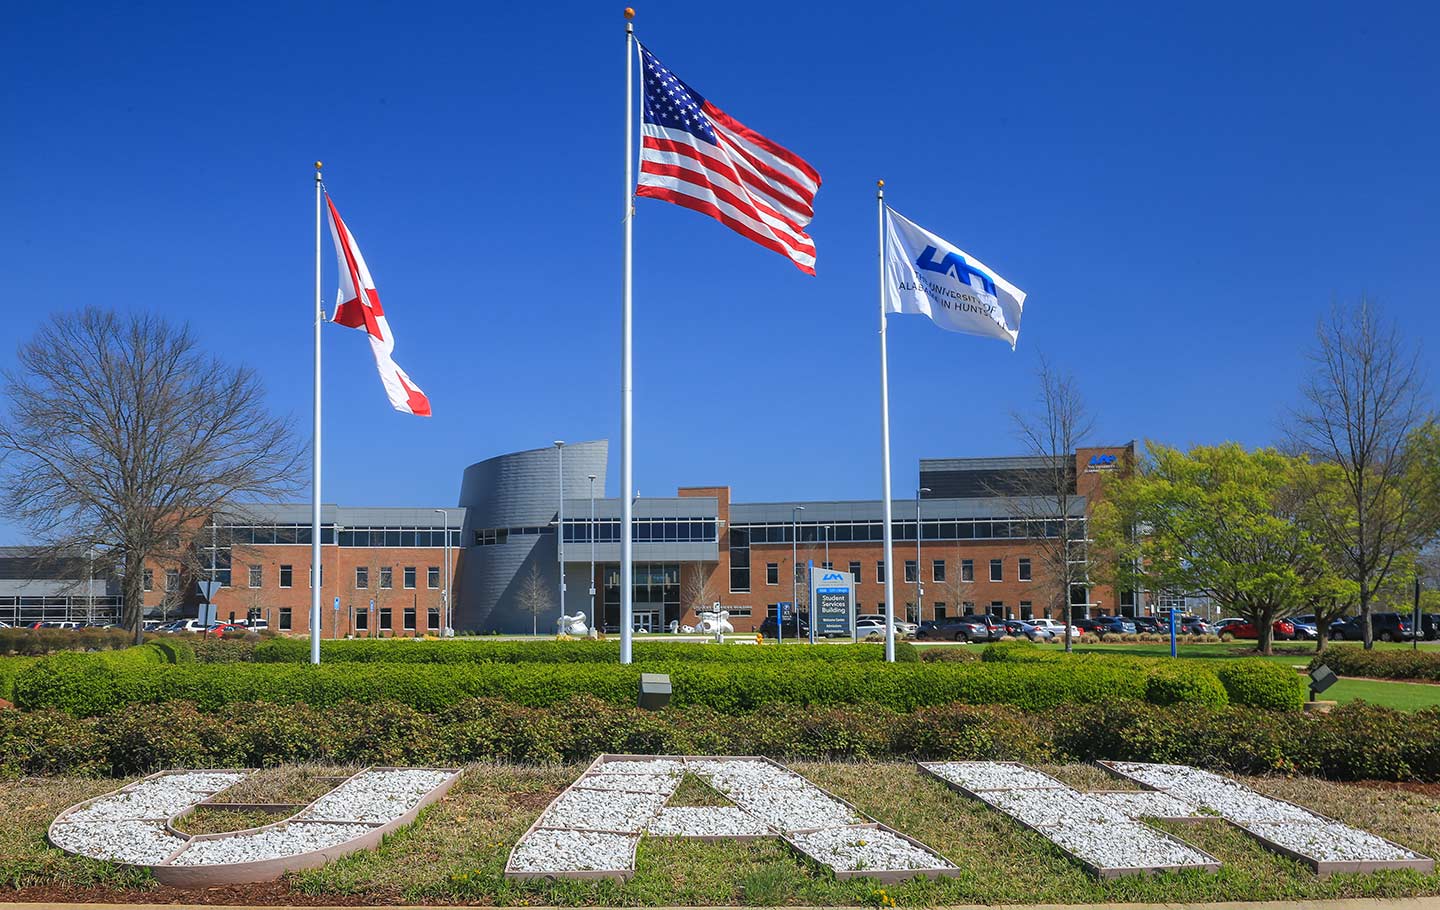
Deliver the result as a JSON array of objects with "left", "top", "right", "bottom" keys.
[{"left": 1095, "top": 443, "right": 1330, "bottom": 654}]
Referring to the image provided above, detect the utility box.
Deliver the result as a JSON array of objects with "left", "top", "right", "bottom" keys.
[{"left": 638, "top": 673, "right": 672, "bottom": 711}]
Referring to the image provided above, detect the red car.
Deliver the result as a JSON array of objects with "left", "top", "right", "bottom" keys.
[{"left": 1225, "top": 619, "right": 1295, "bottom": 640}]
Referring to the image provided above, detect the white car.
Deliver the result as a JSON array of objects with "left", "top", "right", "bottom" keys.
[
  {"left": 1029, "top": 618, "right": 1082, "bottom": 639},
  {"left": 856, "top": 614, "right": 918, "bottom": 636}
]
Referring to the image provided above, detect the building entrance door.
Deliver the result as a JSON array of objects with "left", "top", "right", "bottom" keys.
[{"left": 634, "top": 604, "right": 661, "bottom": 632}]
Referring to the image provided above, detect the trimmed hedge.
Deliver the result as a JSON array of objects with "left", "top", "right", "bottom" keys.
[
  {"left": 13, "top": 654, "right": 1242, "bottom": 716},
  {"left": 1311, "top": 646, "right": 1440, "bottom": 683},
  {"left": 2, "top": 695, "right": 1436, "bottom": 782},
  {"left": 0, "top": 656, "right": 37, "bottom": 702},
  {"left": 981, "top": 641, "right": 1306, "bottom": 711},
  {"left": 11, "top": 643, "right": 180, "bottom": 715},
  {"left": 252, "top": 637, "right": 920, "bottom": 665},
  {"left": 0, "top": 627, "right": 137, "bottom": 656}
]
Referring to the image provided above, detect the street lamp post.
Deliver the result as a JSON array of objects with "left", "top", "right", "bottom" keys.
[
  {"left": 588, "top": 473, "right": 597, "bottom": 633},
  {"left": 791, "top": 505, "right": 805, "bottom": 641},
  {"left": 823, "top": 526, "right": 831, "bottom": 568},
  {"left": 554, "top": 441, "right": 566, "bottom": 631},
  {"left": 433, "top": 509, "right": 450, "bottom": 637},
  {"left": 915, "top": 488, "right": 930, "bottom": 624}
]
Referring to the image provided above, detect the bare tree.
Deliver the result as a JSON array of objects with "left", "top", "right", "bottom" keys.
[
  {"left": 1004, "top": 358, "right": 1095, "bottom": 652},
  {"left": 681, "top": 562, "right": 718, "bottom": 616},
  {"left": 0, "top": 309, "right": 302, "bottom": 643},
  {"left": 516, "top": 563, "right": 552, "bottom": 636},
  {"left": 1289, "top": 302, "right": 1439, "bottom": 649}
]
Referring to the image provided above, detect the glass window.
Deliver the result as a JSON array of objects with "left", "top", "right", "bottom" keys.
[
  {"left": 275, "top": 526, "right": 297, "bottom": 545},
  {"left": 380, "top": 567, "right": 393, "bottom": 589},
  {"left": 142, "top": 569, "right": 154, "bottom": 592},
  {"left": 248, "top": 565, "right": 262, "bottom": 588},
  {"left": 403, "top": 607, "right": 416, "bottom": 630},
  {"left": 956, "top": 521, "right": 974, "bottom": 540},
  {"left": 973, "top": 521, "right": 992, "bottom": 539},
  {"left": 385, "top": 530, "right": 401, "bottom": 547},
  {"left": 766, "top": 563, "right": 778, "bottom": 585},
  {"left": 990, "top": 600, "right": 1005, "bottom": 617},
  {"left": 428, "top": 566, "right": 440, "bottom": 589},
  {"left": 1019, "top": 558, "right": 1032, "bottom": 582},
  {"left": 849, "top": 561, "right": 861, "bottom": 583},
  {"left": 728, "top": 528, "right": 750, "bottom": 592},
  {"left": 380, "top": 607, "right": 392, "bottom": 630},
  {"left": 403, "top": 567, "right": 416, "bottom": 589},
  {"left": 990, "top": 559, "right": 1003, "bottom": 582},
  {"left": 165, "top": 569, "right": 179, "bottom": 593},
  {"left": 1020, "top": 601, "right": 1033, "bottom": 619},
  {"left": 934, "top": 602, "right": 947, "bottom": 619},
  {"left": 356, "top": 566, "right": 368, "bottom": 589},
  {"left": 279, "top": 607, "right": 292, "bottom": 630},
  {"left": 401, "top": 530, "right": 416, "bottom": 547},
  {"left": 876, "top": 561, "right": 886, "bottom": 583},
  {"left": 355, "top": 608, "right": 368, "bottom": 631},
  {"left": 932, "top": 559, "right": 945, "bottom": 582},
  {"left": 904, "top": 560, "right": 917, "bottom": 584},
  {"left": 279, "top": 565, "right": 293, "bottom": 588},
  {"left": 961, "top": 559, "right": 974, "bottom": 582},
  {"left": 427, "top": 607, "right": 440, "bottom": 629}
]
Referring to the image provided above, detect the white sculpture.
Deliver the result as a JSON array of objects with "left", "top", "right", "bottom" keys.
[
  {"left": 555, "top": 612, "right": 590, "bottom": 636},
  {"left": 693, "top": 610, "right": 733, "bottom": 636}
]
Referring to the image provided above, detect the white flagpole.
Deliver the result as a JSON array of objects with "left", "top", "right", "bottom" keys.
[
  {"left": 620, "top": 8, "right": 636, "bottom": 664},
  {"left": 877, "top": 180, "right": 896, "bottom": 663},
  {"left": 311, "top": 161, "right": 324, "bottom": 666}
]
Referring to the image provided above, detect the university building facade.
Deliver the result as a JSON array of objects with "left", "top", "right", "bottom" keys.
[{"left": 2, "top": 441, "right": 1136, "bottom": 634}]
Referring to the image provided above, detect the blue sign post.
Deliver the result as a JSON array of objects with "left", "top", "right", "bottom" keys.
[{"left": 1169, "top": 608, "right": 1177, "bottom": 658}]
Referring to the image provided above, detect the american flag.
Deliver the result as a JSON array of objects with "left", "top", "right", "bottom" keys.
[{"left": 636, "top": 45, "right": 821, "bottom": 275}]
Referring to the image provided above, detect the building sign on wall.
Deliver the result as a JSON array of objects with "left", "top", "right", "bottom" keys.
[
  {"left": 809, "top": 562, "right": 854, "bottom": 637},
  {"left": 1085, "top": 453, "right": 1118, "bottom": 473}
]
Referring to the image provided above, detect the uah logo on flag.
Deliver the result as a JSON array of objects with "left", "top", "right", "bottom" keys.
[{"left": 883, "top": 208, "right": 1025, "bottom": 348}]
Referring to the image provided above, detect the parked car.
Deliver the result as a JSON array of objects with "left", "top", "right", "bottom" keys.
[
  {"left": 1028, "top": 618, "right": 1082, "bottom": 639},
  {"left": 758, "top": 616, "right": 809, "bottom": 640},
  {"left": 1223, "top": 619, "right": 1297, "bottom": 641},
  {"left": 1075, "top": 616, "right": 1137, "bottom": 637},
  {"left": 856, "top": 614, "right": 918, "bottom": 637},
  {"left": 1420, "top": 613, "right": 1440, "bottom": 641},
  {"left": 1288, "top": 619, "right": 1318, "bottom": 640},
  {"left": 949, "top": 614, "right": 1007, "bottom": 642},
  {"left": 1179, "top": 618, "right": 1215, "bottom": 636},
  {"left": 1130, "top": 615, "right": 1163, "bottom": 633},
  {"left": 1002, "top": 619, "right": 1054, "bottom": 642},
  {"left": 1213, "top": 618, "right": 1247, "bottom": 636},
  {"left": 1331, "top": 612, "right": 1414, "bottom": 642}
]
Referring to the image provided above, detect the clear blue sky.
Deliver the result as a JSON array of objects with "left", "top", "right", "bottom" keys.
[{"left": 2, "top": 1, "right": 1436, "bottom": 541}]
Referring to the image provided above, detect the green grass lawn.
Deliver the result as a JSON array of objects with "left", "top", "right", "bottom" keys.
[{"left": 1326, "top": 677, "right": 1440, "bottom": 710}]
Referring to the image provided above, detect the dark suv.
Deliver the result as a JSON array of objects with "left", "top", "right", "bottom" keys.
[
  {"left": 758, "top": 616, "right": 809, "bottom": 640},
  {"left": 927, "top": 614, "right": 1005, "bottom": 642},
  {"left": 1332, "top": 612, "right": 1413, "bottom": 642}
]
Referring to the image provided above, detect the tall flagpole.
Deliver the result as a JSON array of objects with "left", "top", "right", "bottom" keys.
[
  {"left": 877, "top": 180, "right": 896, "bottom": 663},
  {"left": 620, "top": 8, "right": 636, "bottom": 664},
  {"left": 311, "top": 161, "right": 324, "bottom": 666}
]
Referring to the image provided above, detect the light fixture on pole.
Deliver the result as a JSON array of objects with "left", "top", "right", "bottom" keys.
[
  {"left": 791, "top": 505, "right": 805, "bottom": 641},
  {"left": 588, "top": 473, "right": 598, "bottom": 634},
  {"left": 433, "top": 509, "right": 450, "bottom": 637},
  {"left": 823, "top": 526, "right": 831, "bottom": 568},
  {"left": 915, "top": 487, "right": 930, "bottom": 624},
  {"left": 554, "top": 441, "right": 566, "bottom": 629}
]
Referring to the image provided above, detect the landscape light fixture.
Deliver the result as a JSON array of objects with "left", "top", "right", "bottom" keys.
[
  {"left": 1308, "top": 664, "right": 1337, "bottom": 701},
  {"left": 638, "top": 672, "right": 671, "bottom": 710}
]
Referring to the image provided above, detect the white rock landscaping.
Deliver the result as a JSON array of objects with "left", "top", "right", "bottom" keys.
[
  {"left": 48, "top": 766, "right": 460, "bottom": 886},
  {"left": 921, "top": 761, "right": 1221, "bottom": 878},
  {"left": 1102, "top": 761, "right": 1434, "bottom": 875},
  {"left": 507, "top": 755, "right": 954, "bottom": 883}
]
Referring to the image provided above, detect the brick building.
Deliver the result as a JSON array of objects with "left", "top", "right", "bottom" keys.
[{"left": 2, "top": 441, "right": 1136, "bottom": 635}]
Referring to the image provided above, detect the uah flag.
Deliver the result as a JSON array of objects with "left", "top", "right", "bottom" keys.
[{"left": 883, "top": 208, "right": 1025, "bottom": 348}]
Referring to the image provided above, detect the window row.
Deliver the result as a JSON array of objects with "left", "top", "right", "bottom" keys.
[
  {"left": 278, "top": 605, "right": 444, "bottom": 632},
  {"left": 733, "top": 518, "right": 1082, "bottom": 544},
  {"left": 217, "top": 525, "right": 460, "bottom": 547},
  {"left": 750, "top": 556, "right": 1036, "bottom": 589}
]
